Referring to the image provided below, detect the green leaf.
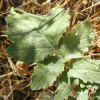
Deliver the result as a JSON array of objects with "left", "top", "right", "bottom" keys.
[
  {"left": 96, "top": 97, "right": 100, "bottom": 100},
  {"left": 94, "top": 88, "right": 100, "bottom": 100},
  {"left": 54, "top": 82, "right": 71, "bottom": 100},
  {"left": 6, "top": 4, "right": 95, "bottom": 64},
  {"left": 68, "top": 56, "right": 100, "bottom": 84},
  {"left": 59, "top": 21, "right": 95, "bottom": 61},
  {"left": 73, "top": 21, "right": 95, "bottom": 52},
  {"left": 77, "top": 89, "right": 89, "bottom": 100},
  {"left": 31, "top": 57, "right": 65, "bottom": 90},
  {"left": 6, "top": 4, "right": 95, "bottom": 91},
  {"left": 6, "top": 5, "right": 70, "bottom": 64},
  {"left": 95, "top": 94, "right": 100, "bottom": 100}
]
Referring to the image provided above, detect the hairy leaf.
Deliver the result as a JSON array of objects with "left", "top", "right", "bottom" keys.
[
  {"left": 31, "top": 58, "right": 65, "bottom": 90},
  {"left": 68, "top": 56, "right": 100, "bottom": 84},
  {"left": 6, "top": 4, "right": 95, "bottom": 91},
  {"left": 6, "top": 5, "right": 94, "bottom": 64},
  {"left": 59, "top": 21, "right": 95, "bottom": 61},
  {"left": 54, "top": 82, "right": 71, "bottom": 100},
  {"left": 6, "top": 5, "right": 70, "bottom": 64}
]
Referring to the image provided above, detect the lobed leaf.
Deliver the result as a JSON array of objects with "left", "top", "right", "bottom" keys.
[
  {"left": 31, "top": 58, "right": 65, "bottom": 90},
  {"left": 58, "top": 21, "right": 95, "bottom": 61},
  {"left": 6, "top": 4, "right": 96, "bottom": 91},
  {"left": 6, "top": 5, "right": 70, "bottom": 64},
  {"left": 68, "top": 56, "right": 100, "bottom": 84},
  {"left": 6, "top": 3, "right": 95, "bottom": 64},
  {"left": 54, "top": 82, "right": 71, "bottom": 100}
]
